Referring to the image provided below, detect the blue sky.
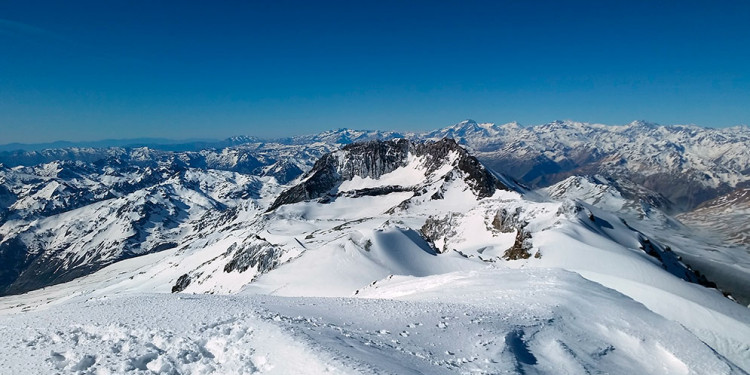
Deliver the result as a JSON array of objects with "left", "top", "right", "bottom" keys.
[{"left": 1, "top": 1, "right": 749, "bottom": 143}]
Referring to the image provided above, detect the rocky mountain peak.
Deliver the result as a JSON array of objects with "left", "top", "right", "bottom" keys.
[{"left": 268, "top": 138, "right": 508, "bottom": 211}]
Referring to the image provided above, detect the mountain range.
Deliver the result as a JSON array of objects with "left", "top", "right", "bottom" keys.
[{"left": 1, "top": 120, "right": 749, "bottom": 374}]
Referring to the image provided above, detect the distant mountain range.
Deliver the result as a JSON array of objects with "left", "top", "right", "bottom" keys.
[
  {"left": 5, "top": 120, "right": 749, "bottom": 211},
  {"left": 0, "top": 137, "right": 223, "bottom": 153}
]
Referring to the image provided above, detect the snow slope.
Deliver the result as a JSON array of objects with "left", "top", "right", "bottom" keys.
[
  {"left": 1, "top": 269, "right": 745, "bottom": 374},
  {"left": 542, "top": 175, "right": 750, "bottom": 307}
]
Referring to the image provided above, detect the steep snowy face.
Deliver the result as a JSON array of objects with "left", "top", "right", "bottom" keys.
[
  {"left": 670, "top": 187, "right": 750, "bottom": 305},
  {"left": 268, "top": 138, "right": 509, "bottom": 211},
  {"left": 540, "top": 172, "right": 750, "bottom": 308}
]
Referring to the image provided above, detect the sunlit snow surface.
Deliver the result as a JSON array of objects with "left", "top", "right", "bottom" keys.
[{"left": 1, "top": 270, "right": 743, "bottom": 375}]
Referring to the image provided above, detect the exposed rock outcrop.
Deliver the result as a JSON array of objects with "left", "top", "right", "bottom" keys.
[
  {"left": 268, "top": 138, "right": 508, "bottom": 211},
  {"left": 223, "top": 236, "right": 282, "bottom": 274}
]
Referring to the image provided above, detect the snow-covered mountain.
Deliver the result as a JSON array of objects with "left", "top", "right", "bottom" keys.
[
  {"left": 277, "top": 128, "right": 408, "bottom": 146},
  {"left": 237, "top": 118, "right": 750, "bottom": 213},
  {"left": 541, "top": 175, "right": 750, "bottom": 305},
  {"left": 430, "top": 119, "right": 750, "bottom": 212},
  {"left": 0, "top": 164, "right": 270, "bottom": 294},
  {"left": 677, "top": 188, "right": 750, "bottom": 248},
  {"left": 269, "top": 138, "right": 508, "bottom": 211},
  {"left": 6, "top": 119, "right": 747, "bottom": 212},
  {"left": 0, "top": 142, "right": 338, "bottom": 296},
  {"left": 1, "top": 125, "right": 750, "bottom": 373}
]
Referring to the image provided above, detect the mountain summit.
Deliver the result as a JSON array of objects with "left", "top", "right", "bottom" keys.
[{"left": 269, "top": 138, "right": 509, "bottom": 211}]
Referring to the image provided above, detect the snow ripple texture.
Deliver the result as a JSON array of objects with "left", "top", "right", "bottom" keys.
[{"left": 0, "top": 270, "right": 744, "bottom": 375}]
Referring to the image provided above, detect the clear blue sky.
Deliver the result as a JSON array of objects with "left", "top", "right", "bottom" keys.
[{"left": 2, "top": 1, "right": 749, "bottom": 143}]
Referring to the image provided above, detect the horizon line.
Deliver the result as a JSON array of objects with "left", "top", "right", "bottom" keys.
[{"left": 2, "top": 119, "right": 748, "bottom": 150}]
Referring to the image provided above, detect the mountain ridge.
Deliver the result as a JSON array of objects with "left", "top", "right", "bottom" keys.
[{"left": 4, "top": 119, "right": 748, "bottom": 212}]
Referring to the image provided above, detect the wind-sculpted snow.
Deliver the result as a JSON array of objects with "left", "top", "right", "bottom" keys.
[
  {"left": 0, "top": 270, "right": 745, "bottom": 374},
  {"left": 0, "top": 294, "right": 354, "bottom": 374}
]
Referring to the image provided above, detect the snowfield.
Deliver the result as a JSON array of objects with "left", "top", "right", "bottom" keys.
[{"left": 1, "top": 269, "right": 744, "bottom": 375}]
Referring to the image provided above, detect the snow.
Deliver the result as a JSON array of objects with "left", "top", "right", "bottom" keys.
[
  {"left": 2, "top": 129, "right": 750, "bottom": 374},
  {"left": 542, "top": 174, "right": 750, "bottom": 306},
  {"left": 3, "top": 173, "right": 748, "bottom": 373},
  {"left": 0, "top": 270, "right": 743, "bottom": 374},
  {"left": 337, "top": 154, "right": 429, "bottom": 192},
  {"left": 0, "top": 294, "right": 354, "bottom": 375},
  {"left": 245, "top": 225, "right": 483, "bottom": 297}
]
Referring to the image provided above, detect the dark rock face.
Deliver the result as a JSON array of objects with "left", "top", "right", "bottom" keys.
[
  {"left": 171, "top": 274, "right": 191, "bottom": 293},
  {"left": 502, "top": 229, "right": 533, "bottom": 260},
  {"left": 269, "top": 139, "right": 508, "bottom": 211},
  {"left": 2, "top": 250, "right": 109, "bottom": 297},
  {"left": 0, "top": 184, "right": 15, "bottom": 222},
  {"left": 421, "top": 209, "right": 536, "bottom": 260},
  {"left": 223, "top": 236, "right": 282, "bottom": 274},
  {"left": 635, "top": 236, "right": 720, "bottom": 291},
  {"left": 0, "top": 238, "right": 32, "bottom": 296},
  {"left": 266, "top": 162, "right": 340, "bottom": 211},
  {"left": 418, "top": 139, "right": 503, "bottom": 199},
  {"left": 339, "top": 186, "right": 414, "bottom": 199},
  {"left": 336, "top": 139, "right": 412, "bottom": 180},
  {"left": 491, "top": 208, "right": 524, "bottom": 234},
  {"left": 420, "top": 214, "right": 460, "bottom": 254}
]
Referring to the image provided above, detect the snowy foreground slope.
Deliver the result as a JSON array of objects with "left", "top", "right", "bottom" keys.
[
  {"left": 0, "top": 270, "right": 744, "bottom": 375},
  {"left": 1, "top": 139, "right": 750, "bottom": 374}
]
